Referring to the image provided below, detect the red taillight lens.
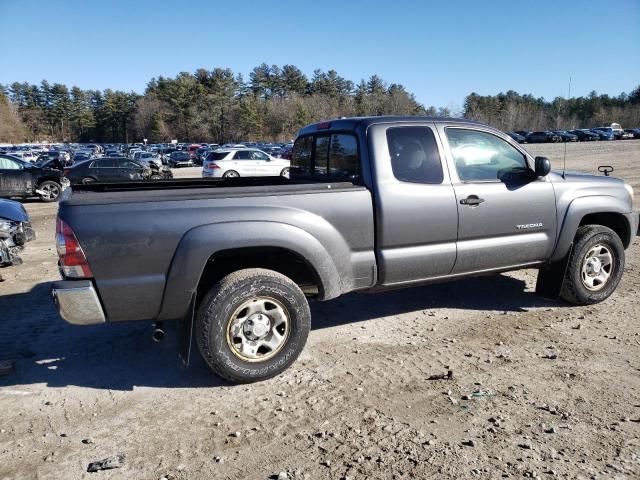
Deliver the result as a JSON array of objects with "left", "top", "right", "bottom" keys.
[
  {"left": 55, "top": 218, "right": 93, "bottom": 278},
  {"left": 210, "top": 163, "right": 220, "bottom": 169},
  {"left": 63, "top": 169, "right": 70, "bottom": 177}
]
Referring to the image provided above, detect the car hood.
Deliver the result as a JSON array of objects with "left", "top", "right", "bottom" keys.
[{"left": 0, "top": 198, "right": 30, "bottom": 222}]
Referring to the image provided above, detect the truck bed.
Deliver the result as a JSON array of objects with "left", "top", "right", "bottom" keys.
[
  {"left": 64, "top": 178, "right": 363, "bottom": 205},
  {"left": 59, "top": 177, "right": 376, "bottom": 322}
]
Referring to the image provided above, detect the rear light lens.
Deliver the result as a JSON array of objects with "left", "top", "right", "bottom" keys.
[
  {"left": 63, "top": 169, "right": 70, "bottom": 177},
  {"left": 55, "top": 218, "right": 93, "bottom": 278}
]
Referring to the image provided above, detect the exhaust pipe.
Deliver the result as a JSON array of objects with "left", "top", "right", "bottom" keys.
[{"left": 152, "top": 322, "right": 165, "bottom": 343}]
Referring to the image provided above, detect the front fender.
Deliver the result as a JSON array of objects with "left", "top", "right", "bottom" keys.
[
  {"left": 157, "top": 221, "right": 341, "bottom": 321},
  {"left": 551, "top": 195, "right": 633, "bottom": 262}
]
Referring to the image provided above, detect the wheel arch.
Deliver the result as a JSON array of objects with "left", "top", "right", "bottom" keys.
[
  {"left": 552, "top": 196, "right": 634, "bottom": 261},
  {"left": 157, "top": 221, "right": 341, "bottom": 321}
]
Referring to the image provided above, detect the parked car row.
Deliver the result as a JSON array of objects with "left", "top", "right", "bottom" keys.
[{"left": 507, "top": 123, "right": 639, "bottom": 143}]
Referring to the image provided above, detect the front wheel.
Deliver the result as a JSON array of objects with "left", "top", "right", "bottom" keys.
[
  {"left": 196, "top": 268, "right": 311, "bottom": 383},
  {"left": 560, "top": 225, "right": 625, "bottom": 305},
  {"left": 280, "top": 167, "right": 290, "bottom": 179},
  {"left": 38, "top": 180, "right": 62, "bottom": 202}
]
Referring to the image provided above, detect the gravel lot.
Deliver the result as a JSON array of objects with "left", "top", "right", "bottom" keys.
[{"left": 1, "top": 140, "right": 640, "bottom": 480}]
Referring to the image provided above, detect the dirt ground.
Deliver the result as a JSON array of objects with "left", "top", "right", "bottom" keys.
[{"left": 1, "top": 140, "right": 640, "bottom": 480}]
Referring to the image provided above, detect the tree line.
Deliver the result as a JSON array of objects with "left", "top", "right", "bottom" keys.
[
  {"left": 0, "top": 64, "right": 638, "bottom": 143},
  {"left": 463, "top": 87, "right": 640, "bottom": 132},
  {"left": 0, "top": 64, "right": 426, "bottom": 144}
]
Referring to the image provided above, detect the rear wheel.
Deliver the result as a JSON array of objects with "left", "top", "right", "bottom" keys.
[
  {"left": 223, "top": 170, "right": 239, "bottom": 178},
  {"left": 196, "top": 268, "right": 311, "bottom": 383},
  {"left": 560, "top": 225, "right": 624, "bottom": 305},
  {"left": 38, "top": 180, "right": 61, "bottom": 202}
]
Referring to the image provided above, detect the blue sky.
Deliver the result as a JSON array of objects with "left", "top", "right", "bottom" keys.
[{"left": 1, "top": 0, "right": 638, "bottom": 110}]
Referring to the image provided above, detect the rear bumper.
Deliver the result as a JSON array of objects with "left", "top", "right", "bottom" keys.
[{"left": 51, "top": 280, "right": 106, "bottom": 325}]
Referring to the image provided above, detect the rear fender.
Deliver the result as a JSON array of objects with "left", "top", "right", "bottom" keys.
[{"left": 157, "top": 221, "right": 340, "bottom": 321}]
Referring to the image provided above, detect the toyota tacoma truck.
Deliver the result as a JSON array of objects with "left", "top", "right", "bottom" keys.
[{"left": 51, "top": 116, "right": 638, "bottom": 383}]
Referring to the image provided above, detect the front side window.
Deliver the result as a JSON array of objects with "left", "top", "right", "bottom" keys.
[
  {"left": 251, "top": 150, "right": 270, "bottom": 161},
  {"left": 446, "top": 128, "right": 528, "bottom": 182},
  {"left": 387, "top": 127, "right": 443, "bottom": 184}
]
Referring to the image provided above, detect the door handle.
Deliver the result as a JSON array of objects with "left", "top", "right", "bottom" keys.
[{"left": 460, "top": 195, "right": 485, "bottom": 206}]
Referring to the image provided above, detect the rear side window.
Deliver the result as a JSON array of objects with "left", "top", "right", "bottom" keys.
[
  {"left": 386, "top": 127, "right": 443, "bottom": 184},
  {"left": 96, "top": 159, "right": 117, "bottom": 168},
  {"left": 292, "top": 133, "right": 359, "bottom": 180},
  {"left": 291, "top": 136, "right": 313, "bottom": 175},
  {"left": 207, "top": 151, "right": 229, "bottom": 161}
]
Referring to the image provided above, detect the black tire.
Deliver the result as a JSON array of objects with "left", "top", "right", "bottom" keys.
[
  {"left": 196, "top": 268, "right": 311, "bottom": 383},
  {"left": 280, "top": 167, "right": 290, "bottom": 179},
  {"left": 223, "top": 170, "right": 239, "bottom": 178},
  {"left": 38, "top": 180, "right": 62, "bottom": 202},
  {"left": 150, "top": 174, "right": 162, "bottom": 180},
  {"left": 560, "top": 225, "right": 625, "bottom": 305}
]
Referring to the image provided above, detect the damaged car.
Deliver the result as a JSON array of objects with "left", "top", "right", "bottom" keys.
[
  {"left": 0, "top": 154, "right": 68, "bottom": 202},
  {"left": 0, "top": 198, "right": 35, "bottom": 267}
]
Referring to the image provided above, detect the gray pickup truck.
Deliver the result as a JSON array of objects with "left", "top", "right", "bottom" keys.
[{"left": 51, "top": 116, "right": 638, "bottom": 383}]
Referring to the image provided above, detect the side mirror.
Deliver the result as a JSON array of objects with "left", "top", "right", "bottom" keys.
[{"left": 534, "top": 156, "right": 551, "bottom": 177}]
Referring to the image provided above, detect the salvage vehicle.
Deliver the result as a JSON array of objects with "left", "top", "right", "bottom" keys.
[
  {"left": 0, "top": 154, "right": 67, "bottom": 202},
  {"left": 0, "top": 198, "right": 35, "bottom": 266},
  {"left": 51, "top": 116, "right": 638, "bottom": 383}
]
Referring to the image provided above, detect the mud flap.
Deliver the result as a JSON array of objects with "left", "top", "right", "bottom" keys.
[
  {"left": 536, "top": 245, "right": 573, "bottom": 300},
  {"left": 178, "top": 293, "right": 196, "bottom": 367}
]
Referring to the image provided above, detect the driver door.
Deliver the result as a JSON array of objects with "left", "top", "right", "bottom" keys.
[{"left": 437, "top": 126, "right": 558, "bottom": 273}]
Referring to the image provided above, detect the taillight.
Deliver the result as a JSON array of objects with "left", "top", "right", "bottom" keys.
[
  {"left": 55, "top": 218, "right": 93, "bottom": 278},
  {"left": 206, "top": 162, "right": 220, "bottom": 169},
  {"left": 63, "top": 169, "right": 70, "bottom": 177}
]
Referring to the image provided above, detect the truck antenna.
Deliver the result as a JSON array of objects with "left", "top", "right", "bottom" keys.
[{"left": 562, "top": 76, "right": 572, "bottom": 180}]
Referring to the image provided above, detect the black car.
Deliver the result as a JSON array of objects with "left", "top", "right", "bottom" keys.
[
  {"left": 526, "top": 131, "right": 562, "bottom": 143},
  {"left": 568, "top": 129, "right": 600, "bottom": 141},
  {"left": 513, "top": 130, "right": 531, "bottom": 140},
  {"left": 0, "top": 154, "right": 67, "bottom": 202},
  {"left": 624, "top": 128, "right": 640, "bottom": 139},
  {"left": 551, "top": 130, "right": 578, "bottom": 142},
  {"left": 168, "top": 151, "right": 194, "bottom": 168},
  {"left": 506, "top": 132, "right": 526, "bottom": 143},
  {"left": 64, "top": 157, "right": 150, "bottom": 185}
]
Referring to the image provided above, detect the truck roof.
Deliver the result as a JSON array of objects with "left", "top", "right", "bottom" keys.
[{"left": 298, "top": 116, "right": 487, "bottom": 136}]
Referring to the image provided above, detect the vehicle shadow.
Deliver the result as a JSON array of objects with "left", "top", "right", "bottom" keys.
[
  {"left": 0, "top": 274, "right": 562, "bottom": 391},
  {"left": 310, "top": 273, "right": 561, "bottom": 330}
]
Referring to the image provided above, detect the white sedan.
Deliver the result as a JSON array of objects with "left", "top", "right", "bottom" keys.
[{"left": 202, "top": 148, "right": 290, "bottom": 179}]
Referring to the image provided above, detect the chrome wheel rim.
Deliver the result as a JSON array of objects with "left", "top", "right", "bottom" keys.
[
  {"left": 225, "top": 171, "right": 239, "bottom": 178},
  {"left": 41, "top": 183, "right": 59, "bottom": 200},
  {"left": 581, "top": 244, "right": 613, "bottom": 291},
  {"left": 281, "top": 168, "right": 290, "bottom": 179},
  {"left": 226, "top": 296, "right": 290, "bottom": 362}
]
